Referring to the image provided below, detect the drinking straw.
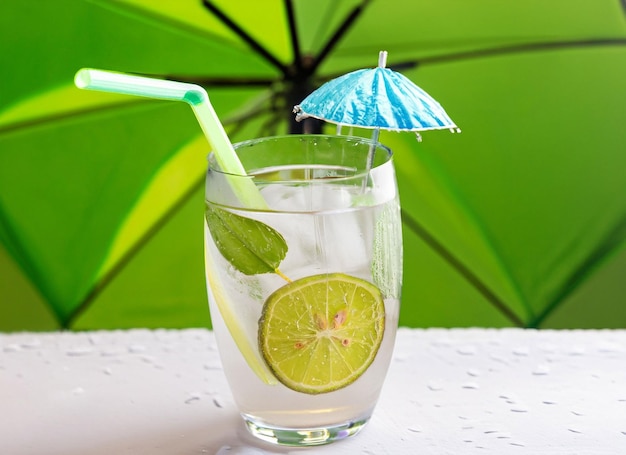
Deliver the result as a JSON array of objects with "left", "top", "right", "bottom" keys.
[
  {"left": 75, "top": 68, "right": 276, "bottom": 384},
  {"left": 74, "top": 68, "right": 267, "bottom": 209}
]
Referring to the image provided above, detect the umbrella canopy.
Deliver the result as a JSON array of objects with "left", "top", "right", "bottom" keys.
[
  {"left": 1, "top": 1, "right": 626, "bottom": 331},
  {"left": 294, "top": 51, "right": 459, "bottom": 133}
]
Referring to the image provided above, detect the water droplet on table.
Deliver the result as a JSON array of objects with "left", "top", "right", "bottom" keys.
[
  {"left": 393, "top": 353, "right": 409, "bottom": 362},
  {"left": 20, "top": 338, "right": 41, "bottom": 349},
  {"left": 512, "top": 346, "right": 529, "bottom": 356},
  {"left": 567, "top": 346, "right": 585, "bottom": 356},
  {"left": 532, "top": 364, "right": 550, "bottom": 375},
  {"left": 595, "top": 341, "right": 621, "bottom": 353},
  {"left": 128, "top": 344, "right": 146, "bottom": 354},
  {"left": 427, "top": 382, "right": 443, "bottom": 391},
  {"left": 88, "top": 334, "right": 100, "bottom": 345},
  {"left": 510, "top": 406, "right": 529, "bottom": 413},
  {"left": 539, "top": 342, "right": 558, "bottom": 353},
  {"left": 490, "top": 354, "right": 509, "bottom": 365},
  {"left": 457, "top": 345, "right": 476, "bottom": 355},
  {"left": 431, "top": 338, "right": 452, "bottom": 348},
  {"left": 3, "top": 344, "right": 21, "bottom": 353},
  {"left": 101, "top": 348, "right": 125, "bottom": 357},
  {"left": 66, "top": 347, "right": 93, "bottom": 356},
  {"left": 462, "top": 382, "right": 480, "bottom": 390}
]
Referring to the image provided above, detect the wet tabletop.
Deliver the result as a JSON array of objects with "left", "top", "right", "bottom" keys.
[{"left": 1, "top": 328, "right": 625, "bottom": 454}]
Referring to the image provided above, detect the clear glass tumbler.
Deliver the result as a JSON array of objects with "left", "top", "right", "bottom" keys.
[{"left": 204, "top": 134, "right": 403, "bottom": 446}]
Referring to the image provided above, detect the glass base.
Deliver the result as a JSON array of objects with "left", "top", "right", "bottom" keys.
[{"left": 242, "top": 414, "right": 370, "bottom": 447}]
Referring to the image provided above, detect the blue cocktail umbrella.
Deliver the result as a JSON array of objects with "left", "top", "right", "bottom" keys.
[{"left": 294, "top": 51, "right": 460, "bottom": 143}]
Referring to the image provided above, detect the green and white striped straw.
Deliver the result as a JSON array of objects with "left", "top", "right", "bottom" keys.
[{"left": 74, "top": 68, "right": 266, "bottom": 209}]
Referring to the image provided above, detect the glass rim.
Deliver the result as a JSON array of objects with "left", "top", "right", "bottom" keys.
[{"left": 207, "top": 134, "right": 393, "bottom": 183}]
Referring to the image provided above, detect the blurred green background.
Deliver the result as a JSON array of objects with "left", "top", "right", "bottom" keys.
[{"left": 1, "top": 1, "right": 626, "bottom": 332}]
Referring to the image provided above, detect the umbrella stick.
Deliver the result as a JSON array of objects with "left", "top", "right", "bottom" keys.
[{"left": 361, "top": 127, "right": 380, "bottom": 192}]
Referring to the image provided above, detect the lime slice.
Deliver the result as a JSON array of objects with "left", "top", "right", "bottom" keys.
[{"left": 258, "top": 273, "right": 385, "bottom": 394}]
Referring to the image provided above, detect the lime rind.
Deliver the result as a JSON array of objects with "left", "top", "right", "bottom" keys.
[
  {"left": 259, "top": 273, "right": 385, "bottom": 394},
  {"left": 204, "top": 234, "right": 277, "bottom": 385}
]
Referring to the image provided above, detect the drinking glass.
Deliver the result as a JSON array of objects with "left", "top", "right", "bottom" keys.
[{"left": 204, "top": 134, "right": 402, "bottom": 446}]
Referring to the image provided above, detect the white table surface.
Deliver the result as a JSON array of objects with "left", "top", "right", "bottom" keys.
[{"left": 1, "top": 327, "right": 625, "bottom": 455}]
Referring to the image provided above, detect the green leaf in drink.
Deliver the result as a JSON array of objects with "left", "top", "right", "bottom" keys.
[{"left": 205, "top": 204, "right": 288, "bottom": 276}]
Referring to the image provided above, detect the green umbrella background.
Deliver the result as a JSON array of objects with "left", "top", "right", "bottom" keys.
[{"left": 1, "top": 0, "right": 626, "bottom": 331}]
